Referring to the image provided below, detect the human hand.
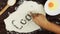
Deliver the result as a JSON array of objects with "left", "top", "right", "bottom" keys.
[
  {"left": 30, "top": 12, "right": 47, "bottom": 22},
  {"left": 30, "top": 12, "right": 48, "bottom": 26}
]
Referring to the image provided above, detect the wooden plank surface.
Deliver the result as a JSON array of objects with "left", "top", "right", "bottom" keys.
[{"left": 0, "top": 0, "right": 58, "bottom": 34}]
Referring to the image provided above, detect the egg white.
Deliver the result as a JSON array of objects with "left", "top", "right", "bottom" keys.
[{"left": 44, "top": 0, "right": 60, "bottom": 16}]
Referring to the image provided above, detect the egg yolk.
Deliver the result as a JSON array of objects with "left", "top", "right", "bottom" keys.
[
  {"left": 47, "top": 0, "right": 59, "bottom": 11},
  {"left": 48, "top": 2, "right": 54, "bottom": 8}
]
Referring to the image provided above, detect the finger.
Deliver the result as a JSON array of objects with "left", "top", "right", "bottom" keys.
[
  {"left": 30, "top": 12, "right": 43, "bottom": 18},
  {"left": 30, "top": 12, "right": 37, "bottom": 18}
]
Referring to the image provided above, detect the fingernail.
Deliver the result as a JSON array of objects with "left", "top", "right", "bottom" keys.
[{"left": 30, "top": 12, "right": 36, "bottom": 18}]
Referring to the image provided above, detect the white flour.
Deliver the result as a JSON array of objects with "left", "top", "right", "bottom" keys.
[{"left": 4, "top": 1, "right": 46, "bottom": 33}]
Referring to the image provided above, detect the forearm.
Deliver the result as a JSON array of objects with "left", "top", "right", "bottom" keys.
[
  {"left": 46, "top": 22, "right": 60, "bottom": 34},
  {"left": 40, "top": 21, "right": 60, "bottom": 34},
  {"left": 33, "top": 16, "right": 60, "bottom": 34}
]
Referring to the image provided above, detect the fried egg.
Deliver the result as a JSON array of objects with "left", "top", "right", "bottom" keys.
[{"left": 44, "top": 0, "right": 60, "bottom": 16}]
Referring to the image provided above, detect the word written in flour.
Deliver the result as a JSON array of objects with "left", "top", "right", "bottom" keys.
[{"left": 12, "top": 14, "right": 32, "bottom": 29}]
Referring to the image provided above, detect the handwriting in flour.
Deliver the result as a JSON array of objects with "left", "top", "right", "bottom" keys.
[{"left": 12, "top": 14, "right": 32, "bottom": 29}]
